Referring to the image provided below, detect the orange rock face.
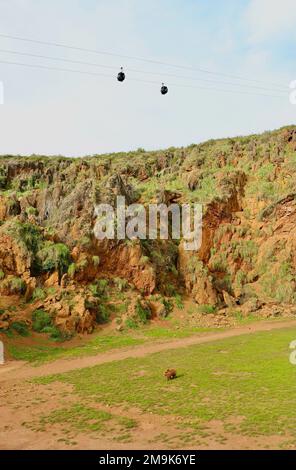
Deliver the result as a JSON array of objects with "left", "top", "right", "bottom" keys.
[{"left": 1, "top": 126, "right": 296, "bottom": 335}]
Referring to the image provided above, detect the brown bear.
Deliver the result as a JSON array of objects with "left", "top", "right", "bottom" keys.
[{"left": 164, "top": 369, "right": 177, "bottom": 381}]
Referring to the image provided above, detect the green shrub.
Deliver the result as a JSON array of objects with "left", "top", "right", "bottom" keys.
[
  {"left": 32, "top": 287, "right": 46, "bottom": 301},
  {"left": 139, "top": 256, "right": 149, "bottom": 266},
  {"left": 0, "top": 270, "right": 5, "bottom": 280},
  {"left": 136, "top": 301, "right": 151, "bottom": 324},
  {"left": 77, "top": 258, "right": 88, "bottom": 269},
  {"left": 232, "top": 240, "right": 258, "bottom": 264},
  {"left": 113, "top": 277, "right": 128, "bottom": 292},
  {"left": 174, "top": 294, "right": 184, "bottom": 309},
  {"left": 98, "top": 280, "right": 109, "bottom": 291},
  {"left": 46, "top": 287, "right": 56, "bottom": 296},
  {"left": 37, "top": 242, "right": 70, "bottom": 275},
  {"left": 210, "top": 251, "right": 228, "bottom": 272},
  {"left": 125, "top": 318, "right": 138, "bottom": 329},
  {"left": 32, "top": 309, "right": 52, "bottom": 332},
  {"left": 169, "top": 265, "right": 178, "bottom": 277},
  {"left": 92, "top": 256, "right": 100, "bottom": 267},
  {"left": 11, "top": 321, "right": 29, "bottom": 337},
  {"left": 41, "top": 326, "right": 69, "bottom": 342},
  {"left": 234, "top": 270, "right": 247, "bottom": 289},
  {"left": 164, "top": 283, "right": 176, "bottom": 296},
  {"left": 0, "top": 175, "right": 7, "bottom": 189},
  {"left": 89, "top": 279, "right": 109, "bottom": 298},
  {"left": 25, "top": 206, "right": 38, "bottom": 216},
  {"left": 214, "top": 274, "right": 232, "bottom": 293},
  {"left": 9, "top": 277, "right": 26, "bottom": 295},
  {"left": 162, "top": 298, "right": 173, "bottom": 316},
  {"left": 198, "top": 304, "right": 216, "bottom": 315},
  {"left": 96, "top": 304, "right": 110, "bottom": 324},
  {"left": 68, "top": 263, "right": 76, "bottom": 279},
  {"left": 15, "top": 222, "right": 41, "bottom": 253},
  {"left": 258, "top": 261, "right": 296, "bottom": 304},
  {"left": 79, "top": 236, "right": 91, "bottom": 248},
  {"left": 3, "top": 329, "right": 14, "bottom": 338}
]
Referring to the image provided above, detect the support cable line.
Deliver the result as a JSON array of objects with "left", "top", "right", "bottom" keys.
[
  {"left": 0, "top": 48, "right": 288, "bottom": 94},
  {"left": 0, "top": 59, "right": 286, "bottom": 99},
  {"left": 0, "top": 32, "right": 288, "bottom": 90}
]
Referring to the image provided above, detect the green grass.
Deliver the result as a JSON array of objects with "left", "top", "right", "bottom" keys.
[
  {"left": 8, "top": 334, "right": 145, "bottom": 365},
  {"left": 7, "top": 323, "right": 224, "bottom": 364},
  {"left": 24, "top": 403, "right": 137, "bottom": 441},
  {"left": 34, "top": 327, "right": 296, "bottom": 439},
  {"left": 40, "top": 404, "right": 112, "bottom": 432},
  {"left": 6, "top": 312, "right": 285, "bottom": 365},
  {"left": 6, "top": 313, "right": 281, "bottom": 365}
]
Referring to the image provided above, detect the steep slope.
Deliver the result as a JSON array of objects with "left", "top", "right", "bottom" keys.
[{"left": 1, "top": 125, "right": 296, "bottom": 336}]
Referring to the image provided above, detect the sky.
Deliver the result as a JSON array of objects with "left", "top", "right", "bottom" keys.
[{"left": 0, "top": 0, "right": 295, "bottom": 156}]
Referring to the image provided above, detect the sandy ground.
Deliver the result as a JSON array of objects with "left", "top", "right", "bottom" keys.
[{"left": 0, "top": 381, "right": 292, "bottom": 450}]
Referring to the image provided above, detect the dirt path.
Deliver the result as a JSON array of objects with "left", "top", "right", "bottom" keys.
[{"left": 1, "top": 319, "right": 296, "bottom": 383}]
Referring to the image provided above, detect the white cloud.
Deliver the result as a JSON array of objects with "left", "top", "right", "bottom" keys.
[{"left": 245, "top": 0, "right": 296, "bottom": 43}]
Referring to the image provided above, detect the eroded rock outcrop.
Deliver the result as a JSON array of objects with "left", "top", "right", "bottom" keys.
[{"left": 1, "top": 126, "right": 296, "bottom": 335}]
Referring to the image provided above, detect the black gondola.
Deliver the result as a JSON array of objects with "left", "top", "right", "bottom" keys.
[
  {"left": 117, "top": 67, "right": 125, "bottom": 82},
  {"left": 161, "top": 83, "right": 168, "bottom": 95}
]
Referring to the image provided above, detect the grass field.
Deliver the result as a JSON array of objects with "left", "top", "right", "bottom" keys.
[
  {"left": 26, "top": 326, "right": 296, "bottom": 448},
  {"left": 5, "top": 325, "right": 223, "bottom": 364}
]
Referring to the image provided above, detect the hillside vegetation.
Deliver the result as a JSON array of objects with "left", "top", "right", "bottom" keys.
[{"left": 1, "top": 125, "right": 296, "bottom": 339}]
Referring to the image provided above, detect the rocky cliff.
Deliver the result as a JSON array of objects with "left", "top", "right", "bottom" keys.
[{"left": 1, "top": 125, "right": 296, "bottom": 336}]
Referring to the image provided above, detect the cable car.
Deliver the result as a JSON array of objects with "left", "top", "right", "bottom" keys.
[
  {"left": 161, "top": 83, "right": 168, "bottom": 95},
  {"left": 117, "top": 67, "right": 125, "bottom": 82}
]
